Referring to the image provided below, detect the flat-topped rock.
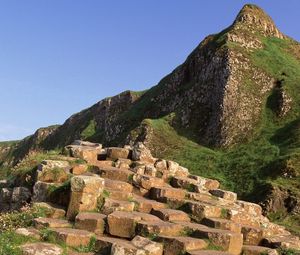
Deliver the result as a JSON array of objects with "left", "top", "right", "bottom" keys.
[
  {"left": 133, "top": 174, "right": 166, "bottom": 190},
  {"left": 104, "top": 179, "right": 133, "bottom": 193},
  {"left": 150, "top": 186, "right": 186, "bottom": 202},
  {"left": 108, "top": 210, "right": 161, "bottom": 238},
  {"left": 184, "top": 201, "right": 222, "bottom": 221},
  {"left": 209, "top": 189, "right": 237, "bottom": 202},
  {"left": 49, "top": 228, "right": 93, "bottom": 247},
  {"left": 95, "top": 236, "right": 133, "bottom": 254},
  {"left": 152, "top": 208, "right": 191, "bottom": 222},
  {"left": 70, "top": 175, "right": 104, "bottom": 193},
  {"left": 131, "top": 235, "right": 163, "bottom": 255},
  {"left": 242, "top": 245, "right": 278, "bottom": 255},
  {"left": 33, "top": 202, "right": 66, "bottom": 219},
  {"left": 170, "top": 176, "right": 199, "bottom": 191},
  {"left": 16, "top": 227, "right": 41, "bottom": 240},
  {"left": 235, "top": 200, "right": 262, "bottom": 216},
  {"left": 107, "top": 147, "right": 131, "bottom": 160},
  {"left": 93, "top": 165, "right": 133, "bottom": 182},
  {"left": 101, "top": 198, "right": 135, "bottom": 215},
  {"left": 155, "top": 236, "right": 207, "bottom": 255},
  {"left": 184, "top": 223, "right": 243, "bottom": 255},
  {"left": 104, "top": 188, "right": 133, "bottom": 201},
  {"left": 136, "top": 221, "right": 185, "bottom": 237},
  {"left": 71, "top": 164, "right": 88, "bottom": 175},
  {"left": 189, "top": 175, "right": 220, "bottom": 190},
  {"left": 201, "top": 217, "right": 241, "bottom": 233},
  {"left": 131, "top": 195, "right": 167, "bottom": 213},
  {"left": 75, "top": 212, "right": 106, "bottom": 235},
  {"left": 21, "top": 242, "right": 63, "bottom": 255},
  {"left": 34, "top": 217, "right": 71, "bottom": 229}
]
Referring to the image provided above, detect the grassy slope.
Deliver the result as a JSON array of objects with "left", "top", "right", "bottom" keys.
[{"left": 144, "top": 36, "right": 300, "bottom": 235}]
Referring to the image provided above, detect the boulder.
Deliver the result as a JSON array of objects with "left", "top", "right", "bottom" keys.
[
  {"left": 75, "top": 212, "right": 106, "bottom": 235},
  {"left": 132, "top": 142, "right": 155, "bottom": 163}
]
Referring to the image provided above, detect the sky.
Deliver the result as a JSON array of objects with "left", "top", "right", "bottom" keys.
[{"left": 0, "top": 0, "right": 299, "bottom": 141}]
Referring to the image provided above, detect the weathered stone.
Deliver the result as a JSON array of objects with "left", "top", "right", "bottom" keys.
[
  {"left": 70, "top": 175, "right": 104, "bottom": 193},
  {"left": 241, "top": 225, "right": 263, "bottom": 245},
  {"left": 64, "top": 142, "right": 102, "bottom": 163},
  {"left": 50, "top": 228, "right": 93, "bottom": 247},
  {"left": 242, "top": 245, "right": 278, "bottom": 255},
  {"left": 101, "top": 198, "right": 135, "bottom": 215},
  {"left": 21, "top": 242, "right": 63, "bottom": 255},
  {"left": 34, "top": 217, "right": 71, "bottom": 229},
  {"left": 150, "top": 186, "right": 186, "bottom": 202},
  {"left": 32, "top": 202, "right": 66, "bottom": 219},
  {"left": 71, "top": 164, "right": 88, "bottom": 175},
  {"left": 235, "top": 200, "right": 262, "bottom": 216},
  {"left": 67, "top": 175, "right": 104, "bottom": 220},
  {"left": 155, "top": 236, "right": 207, "bottom": 255},
  {"left": 144, "top": 165, "right": 157, "bottom": 177},
  {"left": 189, "top": 175, "right": 220, "bottom": 190},
  {"left": 170, "top": 177, "right": 199, "bottom": 191},
  {"left": 261, "top": 235, "right": 300, "bottom": 250},
  {"left": 10, "top": 186, "right": 31, "bottom": 210},
  {"left": 185, "top": 201, "right": 222, "bottom": 221},
  {"left": 225, "top": 208, "right": 261, "bottom": 228},
  {"left": 154, "top": 159, "right": 168, "bottom": 171},
  {"left": 152, "top": 208, "right": 191, "bottom": 222},
  {"left": 201, "top": 217, "right": 241, "bottom": 233},
  {"left": 104, "top": 188, "right": 133, "bottom": 201},
  {"left": 132, "top": 195, "right": 167, "bottom": 213},
  {"left": 133, "top": 174, "right": 165, "bottom": 190},
  {"left": 95, "top": 236, "right": 133, "bottom": 255},
  {"left": 187, "top": 251, "right": 233, "bottom": 255},
  {"left": 75, "top": 212, "right": 106, "bottom": 235},
  {"left": 104, "top": 179, "right": 133, "bottom": 193},
  {"left": 32, "top": 181, "right": 60, "bottom": 202},
  {"left": 114, "top": 158, "right": 132, "bottom": 169},
  {"left": 107, "top": 147, "right": 131, "bottom": 159},
  {"left": 136, "top": 221, "right": 185, "bottom": 237},
  {"left": 132, "top": 142, "right": 155, "bottom": 163},
  {"left": 182, "top": 222, "right": 243, "bottom": 255},
  {"left": 16, "top": 227, "right": 41, "bottom": 240},
  {"left": 92, "top": 165, "right": 133, "bottom": 182},
  {"left": 37, "top": 160, "right": 70, "bottom": 183},
  {"left": 209, "top": 189, "right": 237, "bottom": 201},
  {"left": 131, "top": 235, "right": 163, "bottom": 255},
  {"left": 108, "top": 211, "right": 161, "bottom": 238}
]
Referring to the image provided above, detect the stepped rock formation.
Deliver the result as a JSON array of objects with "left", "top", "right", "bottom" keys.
[{"left": 2, "top": 140, "right": 299, "bottom": 254}]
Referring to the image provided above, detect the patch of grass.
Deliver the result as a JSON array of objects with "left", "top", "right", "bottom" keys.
[
  {"left": 73, "top": 236, "right": 97, "bottom": 253},
  {"left": 0, "top": 231, "right": 35, "bottom": 255},
  {"left": 81, "top": 119, "right": 97, "bottom": 140}
]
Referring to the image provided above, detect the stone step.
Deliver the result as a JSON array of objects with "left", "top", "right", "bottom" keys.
[
  {"left": 104, "top": 178, "right": 133, "bottom": 193},
  {"left": 150, "top": 186, "right": 186, "bottom": 202},
  {"left": 91, "top": 165, "right": 133, "bottom": 182},
  {"left": 184, "top": 201, "right": 222, "bottom": 221},
  {"left": 151, "top": 208, "right": 191, "bottom": 222},
  {"left": 95, "top": 236, "right": 133, "bottom": 254},
  {"left": 49, "top": 227, "right": 93, "bottom": 247},
  {"left": 107, "top": 211, "right": 161, "bottom": 238},
  {"left": 170, "top": 176, "right": 199, "bottom": 191},
  {"left": 104, "top": 187, "right": 133, "bottom": 201},
  {"left": 33, "top": 217, "right": 72, "bottom": 229},
  {"left": 131, "top": 195, "right": 167, "bottom": 213},
  {"left": 179, "top": 222, "right": 243, "bottom": 255},
  {"left": 234, "top": 201, "right": 262, "bottom": 217},
  {"left": 201, "top": 217, "right": 241, "bottom": 233},
  {"left": 136, "top": 221, "right": 185, "bottom": 237},
  {"left": 188, "top": 175, "right": 220, "bottom": 190},
  {"left": 132, "top": 174, "right": 166, "bottom": 190},
  {"left": 187, "top": 251, "right": 233, "bottom": 255},
  {"left": 261, "top": 235, "right": 300, "bottom": 250},
  {"left": 100, "top": 198, "right": 135, "bottom": 215},
  {"left": 209, "top": 189, "right": 237, "bottom": 202},
  {"left": 32, "top": 202, "right": 66, "bottom": 219},
  {"left": 241, "top": 225, "right": 263, "bottom": 245},
  {"left": 186, "top": 192, "right": 220, "bottom": 204},
  {"left": 106, "top": 147, "right": 131, "bottom": 160},
  {"left": 70, "top": 164, "right": 88, "bottom": 175},
  {"left": 75, "top": 212, "right": 106, "bottom": 235},
  {"left": 127, "top": 235, "right": 163, "bottom": 255},
  {"left": 224, "top": 208, "right": 261, "bottom": 228},
  {"left": 21, "top": 242, "right": 63, "bottom": 255},
  {"left": 154, "top": 236, "right": 207, "bottom": 255},
  {"left": 242, "top": 245, "right": 279, "bottom": 255},
  {"left": 16, "top": 227, "right": 41, "bottom": 240}
]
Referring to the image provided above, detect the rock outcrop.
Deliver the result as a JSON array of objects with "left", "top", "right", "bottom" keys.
[{"left": 3, "top": 140, "right": 298, "bottom": 254}]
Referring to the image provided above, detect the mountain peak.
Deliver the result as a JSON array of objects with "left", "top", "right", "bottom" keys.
[{"left": 232, "top": 4, "right": 284, "bottom": 39}]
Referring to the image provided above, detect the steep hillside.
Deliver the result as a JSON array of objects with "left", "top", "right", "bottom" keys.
[{"left": 1, "top": 4, "right": 300, "bottom": 234}]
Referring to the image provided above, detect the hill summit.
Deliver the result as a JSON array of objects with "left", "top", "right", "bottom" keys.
[{"left": 1, "top": 4, "right": 300, "bottom": 238}]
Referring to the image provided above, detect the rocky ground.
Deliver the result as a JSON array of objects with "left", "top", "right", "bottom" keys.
[{"left": 1, "top": 141, "right": 299, "bottom": 255}]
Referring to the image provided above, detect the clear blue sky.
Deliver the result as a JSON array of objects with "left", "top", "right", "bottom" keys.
[{"left": 0, "top": 0, "right": 299, "bottom": 141}]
